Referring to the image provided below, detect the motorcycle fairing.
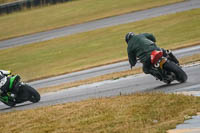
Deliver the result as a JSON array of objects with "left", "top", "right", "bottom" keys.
[{"left": 9, "top": 75, "right": 17, "bottom": 89}]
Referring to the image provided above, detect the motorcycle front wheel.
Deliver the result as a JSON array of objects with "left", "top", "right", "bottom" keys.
[
  {"left": 26, "top": 85, "right": 40, "bottom": 103},
  {"left": 163, "top": 61, "right": 188, "bottom": 83}
]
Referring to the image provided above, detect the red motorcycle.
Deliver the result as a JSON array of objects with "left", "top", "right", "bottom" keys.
[{"left": 150, "top": 50, "right": 187, "bottom": 84}]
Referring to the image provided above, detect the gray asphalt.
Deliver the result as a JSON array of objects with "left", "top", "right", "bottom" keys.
[
  {"left": 1, "top": 63, "right": 200, "bottom": 112},
  {"left": 29, "top": 45, "right": 200, "bottom": 89},
  {"left": 169, "top": 115, "right": 200, "bottom": 133},
  {"left": 0, "top": 0, "right": 200, "bottom": 49}
]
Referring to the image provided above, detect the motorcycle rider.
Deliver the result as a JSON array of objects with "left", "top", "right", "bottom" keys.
[
  {"left": 0, "top": 70, "right": 20, "bottom": 96},
  {"left": 125, "top": 32, "right": 179, "bottom": 81}
]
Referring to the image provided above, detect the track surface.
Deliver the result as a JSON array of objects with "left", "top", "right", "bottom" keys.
[
  {"left": 1, "top": 63, "right": 199, "bottom": 112},
  {"left": 29, "top": 45, "right": 200, "bottom": 89},
  {"left": 0, "top": 0, "right": 200, "bottom": 49}
]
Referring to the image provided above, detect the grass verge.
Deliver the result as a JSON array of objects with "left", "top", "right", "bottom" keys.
[
  {"left": 0, "top": 93, "right": 200, "bottom": 133},
  {"left": 0, "top": 0, "right": 17, "bottom": 4},
  {"left": 0, "top": 0, "right": 184, "bottom": 40},
  {"left": 38, "top": 53, "right": 200, "bottom": 94},
  {"left": 0, "top": 8, "right": 199, "bottom": 81}
]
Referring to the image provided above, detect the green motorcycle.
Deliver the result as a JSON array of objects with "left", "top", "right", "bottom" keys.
[{"left": 0, "top": 75, "right": 40, "bottom": 107}]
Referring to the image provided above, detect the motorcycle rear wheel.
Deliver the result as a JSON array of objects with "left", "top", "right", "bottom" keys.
[{"left": 163, "top": 61, "right": 187, "bottom": 83}]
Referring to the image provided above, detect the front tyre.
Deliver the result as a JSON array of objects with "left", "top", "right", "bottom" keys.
[
  {"left": 24, "top": 84, "right": 40, "bottom": 103},
  {"left": 163, "top": 61, "right": 188, "bottom": 83}
]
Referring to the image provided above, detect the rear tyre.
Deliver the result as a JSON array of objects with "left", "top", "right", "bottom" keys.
[
  {"left": 163, "top": 61, "right": 187, "bottom": 83},
  {"left": 24, "top": 84, "right": 40, "bottom": 103}
]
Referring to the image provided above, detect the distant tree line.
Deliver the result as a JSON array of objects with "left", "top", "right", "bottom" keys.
[{"left": 0, "top": 0, "right": 72, "bottom": 15}]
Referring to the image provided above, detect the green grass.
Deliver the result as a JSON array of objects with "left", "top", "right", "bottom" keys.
[
  {"left": 1, "top": 93, "right": 200, "bottom": 133},
  {"left": 0, "top": 8, "right": 200, "bottom": 81},
  {"left": 0, "top": 0, "right": 184, "bottom": 40},
  {"left": 0, "top": 0, "right": 17, "bottom": 4}
]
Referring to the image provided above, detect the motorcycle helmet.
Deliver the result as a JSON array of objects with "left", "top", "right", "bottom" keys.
[{"left": 125, "top": 32, "right": 135, "bottom": 44}]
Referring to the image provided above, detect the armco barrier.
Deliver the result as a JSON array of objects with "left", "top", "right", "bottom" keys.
[{"left": 0, "top": 0, "right": 71, "bottom": 14}]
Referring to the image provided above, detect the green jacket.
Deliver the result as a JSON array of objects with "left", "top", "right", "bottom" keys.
[{"left": 127, "top": 33, "right": 160, "bottom": 68}]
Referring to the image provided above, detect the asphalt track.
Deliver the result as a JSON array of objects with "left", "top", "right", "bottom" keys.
[
  {"left": 0, "top": 0, "right": 200, "bottom": 49},
  {"left": 29, "top": 45, "right": 200, "bottom": 89},
  {"left": 1, "top": 63, "right": 200, "bottom": 112}
]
